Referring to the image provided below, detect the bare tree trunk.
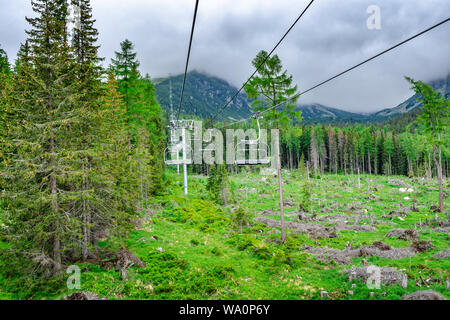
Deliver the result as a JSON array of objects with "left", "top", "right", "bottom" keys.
[
  {"left": 276, "top": 133, "right": 286, "bottom": 243},
  {"left": 357, "top": 167, "right": 361, "bottom": 191},
  {"left": 289, "top": 148, "right": 293, "bottom": 171},
  {"left": 434, "top": 144, "right": 444, "bottom": 213}
]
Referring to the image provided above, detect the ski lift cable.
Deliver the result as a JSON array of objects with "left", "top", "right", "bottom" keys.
[
  {"left": 219, "top": 17, "right": 450, "bottom": 129},
  {"left": 210, "top": 0, "right": 316, "bottom": 122},
  {"left": 176, "top": 0, "right": 200, "bottom": 121}
]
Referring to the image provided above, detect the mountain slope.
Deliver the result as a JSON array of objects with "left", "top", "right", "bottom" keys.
[
  {"left": 297, "top": 103, "right": 368, "bottom": 124},
  {"left": 369, "top": 74, "right": 450, "bottom": 122},
  {"left": 154, "top": 71, "right": 449, "bottom": 124},
  {"left": 155, "top": 71, "right": 251, "bottom": 121}
]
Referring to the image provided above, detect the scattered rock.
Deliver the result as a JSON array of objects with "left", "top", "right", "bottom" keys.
[
  {"left": 348, "top": 290, "right": 354, "bottom": 295},
  {"left": 156, "top": 247, "right": 165, "bottom": 253},
  {"left": 402, "top": 290, "right": 446, "bottom": 300},
  {"left": 320, "top": 291, "right": 329, "bottom": 298}
]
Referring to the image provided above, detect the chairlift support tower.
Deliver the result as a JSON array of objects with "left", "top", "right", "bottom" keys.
[{"left": 165, "top": 120, "right": 194, "bottom": 195}]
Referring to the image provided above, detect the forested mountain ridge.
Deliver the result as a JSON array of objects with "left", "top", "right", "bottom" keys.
[
  {"left": 155, "top": 72, "right": 450, "bottom": 124},
  {"left": 155, "top": 71, "right": 252, "bottom": 120},
  {"left": 371, "top": 73, "right": 450, "bottom": 121},
  {"left": 296, "top": 103, "right": 368, "bottom": 124}
]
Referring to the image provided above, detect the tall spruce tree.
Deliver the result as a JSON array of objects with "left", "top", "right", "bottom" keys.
[
  {"left": 110, "top": 40, "right": 165, "bottom": 197},
  {"left": 0, "top": 45, "right": 10, "bottom": 189},
  {"left": 68, "top": 0, "right": 106, "bottom": 260},
  {"left": 406, "top": 77, "right": 449, "bottom": 213},
  {"left": 2, "top": 0, "right": 142, "bottom": 274},
  {"left": 4, "top": 0, "right": 81, "bottom": 271},
  {"left": 110, "top": 39, "right": 140, "bottom": 114}
]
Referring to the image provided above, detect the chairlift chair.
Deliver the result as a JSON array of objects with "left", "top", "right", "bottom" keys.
[
  {"left": 234, "top": 113, "right": 271, "bottom": 165},
  {"left": 164, "top": 143, "right": 193, "bottom": 166}
]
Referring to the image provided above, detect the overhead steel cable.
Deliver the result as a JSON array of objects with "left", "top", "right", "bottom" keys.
[
  {"left": 219, "top": 17, "right": 450, "bottom": 129},
  {"left": 176, "top": 0, "right": 200, "bottom": 121},
  {"left": 210, "top": 0, "right": 316, "bottom": 122}
]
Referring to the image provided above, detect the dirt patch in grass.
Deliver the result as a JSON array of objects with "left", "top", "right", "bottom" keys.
[
  {"left": 385, "top": 229, "right": 418, "bottom": 241},
  {"left": 388, "top": 179, "right": 412, "bottom": 188},
  {"left": 255, "top": 217, "right": 337, "bottom": 239},
  {"left": 433, "top": 249, "right": 450, "bottom": 259},
  {"left": 304, "top": 241, "right": 416, "bottom": 265},
  {"left": 402, "top": 290, "right": 446, "bottom": 300},
  {"left": 411, "top": 240, "right": 435, "bottom": 253},
  {"left": 258, "top": 209, "right": 278, "bottom": 216},
  {"left": 359, "top": 246, "right": 415, "bottom": 259},
  {"left": 342, "top": 266, "right": 407, "bottom": 287},
  {"left": 255, "top": 216, "right": 376, "bottom": 239},
  {"left": 336, "top": 224, "right": 376, "bottom": 233},
  {"left": 431, "top": 226, "right": 450, "bottom": 233},
  {"left": 63, "top": 292, "right": 99, "bottom": 300},
  {"left": 304, "top": 246, "right": 360, "bottom": 265}
]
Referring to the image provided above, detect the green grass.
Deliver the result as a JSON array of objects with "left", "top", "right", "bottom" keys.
[{"left": 0, "top": 170, "right": 448, "bottom": 300}]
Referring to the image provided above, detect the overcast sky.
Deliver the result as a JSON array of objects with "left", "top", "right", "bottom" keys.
[{"left": 1, "top": 0, "right": 449, "bottom": 113}]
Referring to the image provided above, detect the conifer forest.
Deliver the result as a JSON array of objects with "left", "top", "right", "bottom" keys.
[{"left": 0, "top": 0, "right": 449, "bottom": 305}]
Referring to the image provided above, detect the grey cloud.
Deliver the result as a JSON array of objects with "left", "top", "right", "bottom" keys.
[{"left": 1, "top": 0, "right": 449, "bottom": 113}]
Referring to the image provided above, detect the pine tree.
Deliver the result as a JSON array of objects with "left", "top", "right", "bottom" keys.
[
  {"left": 244, "top": 50, "right": 301, "bottom": 130},
  {"left": 407, "top": 77, "right": 449, "bottom": 212},
  {"left": 298, "top": 153, "right": 307, "bottom": 176},
  {"left": 67, "top": 0, "right": 108, "bottom": 260},
  {"left": 2, "top": 0, "right": 142, "bottom": 274},
  {"left": 110, "top": 40, "right": 165, "bottom": 197},
  {"left": 207, "top": 164, "right": 231, "bottom": 205},
  {"left": 3, "top": 0, "right": 82, "bottom": 271},
  {"left": 0, "top": 45, "right": 10, "bottom": 189},
  {"left": 95, "top": 73, "right": 141, "bottom": 239},
  {"left": 0, "top": 46, "right": 9, "bottom": 75},
  {"left": 110, "top": 39, "right": 140, "bottom": 113}
]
